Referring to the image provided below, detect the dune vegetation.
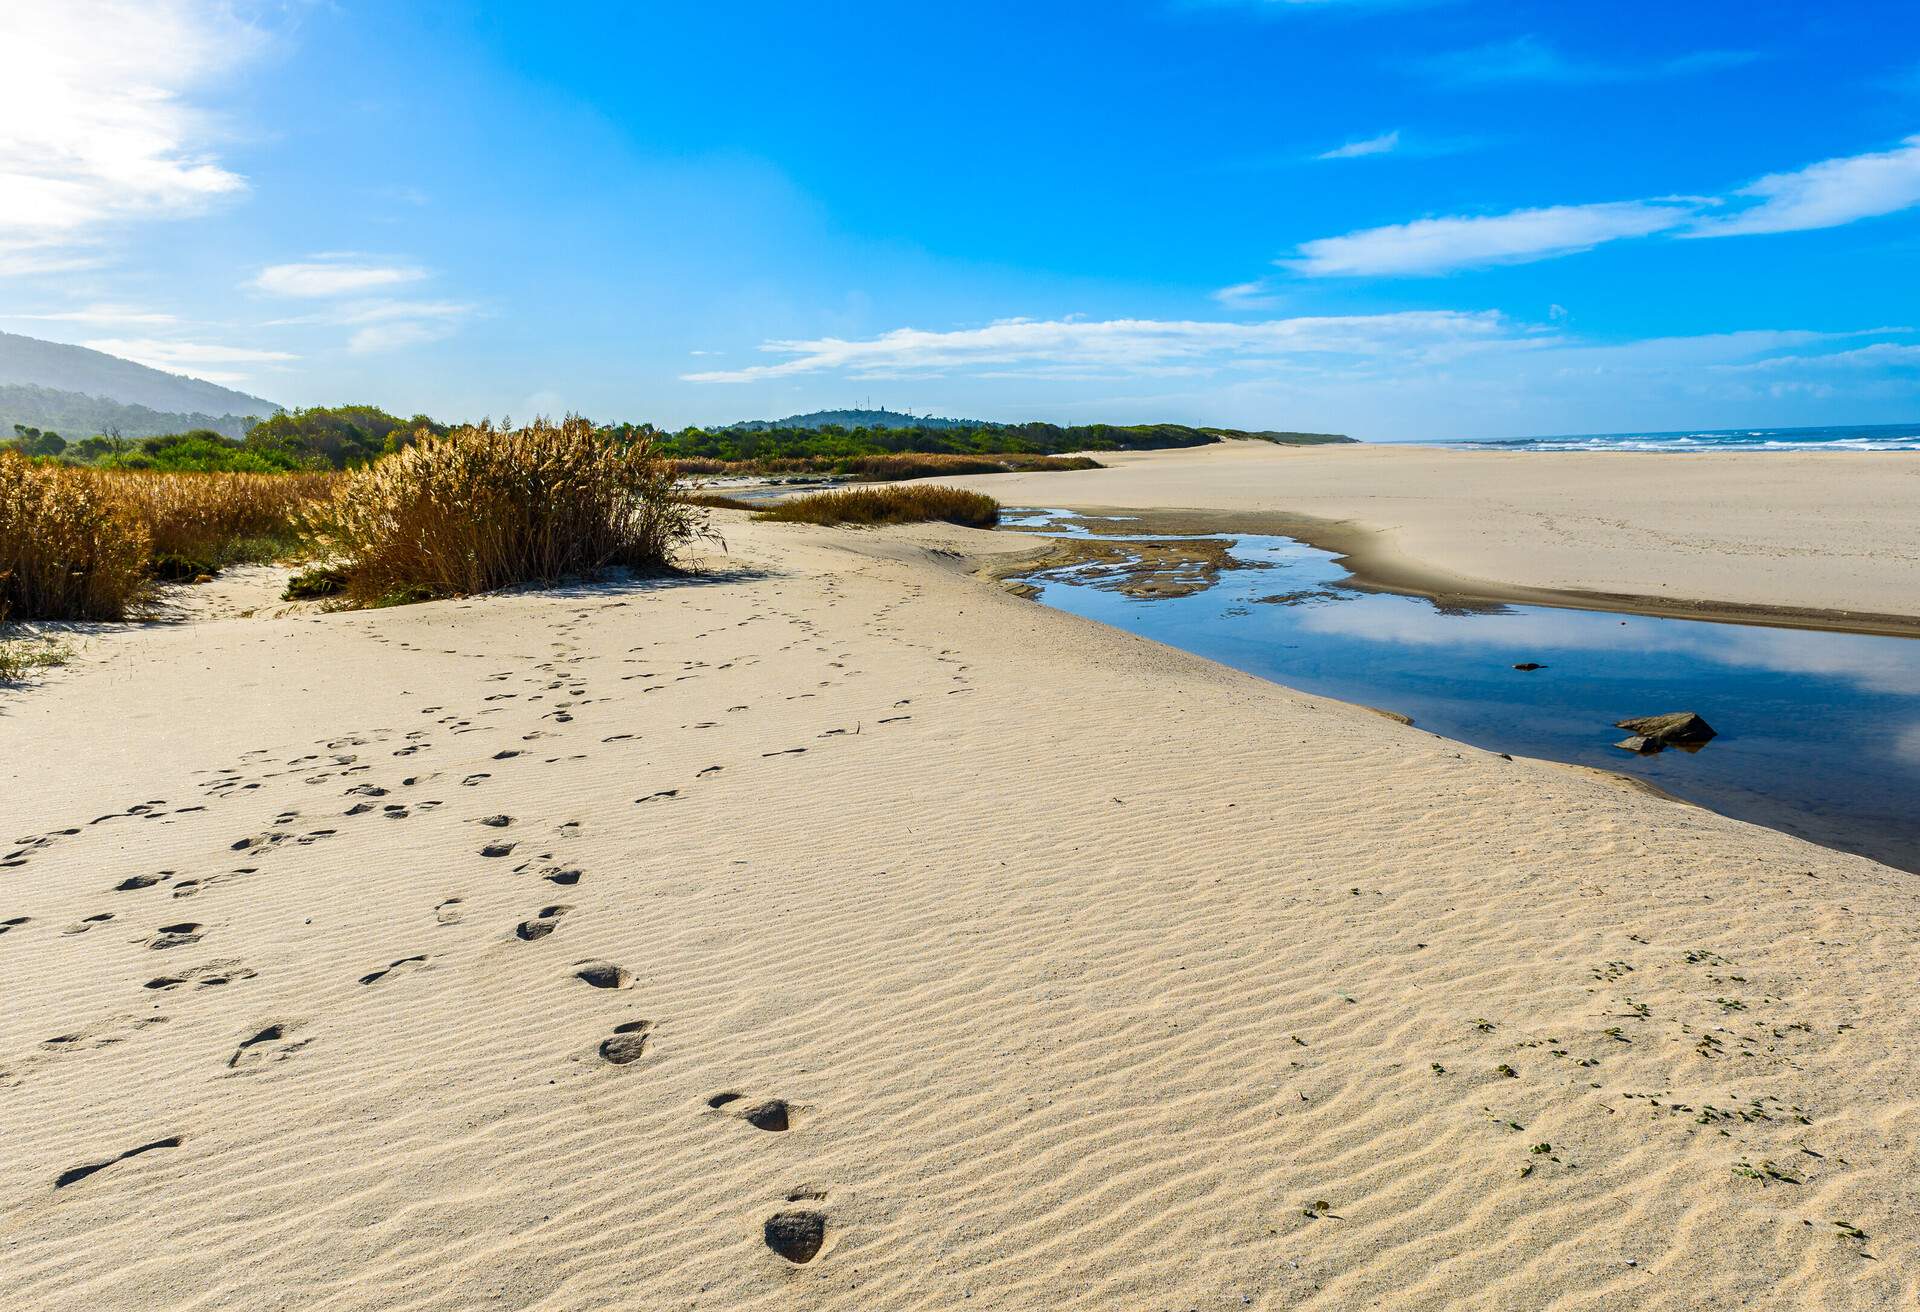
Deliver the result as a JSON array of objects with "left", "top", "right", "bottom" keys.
[
  {"left": 752, "top": 484, "right": 1001, "bottom": 528},
  {"left": 1, "top": 451, "right": 156, "bottom": 620},
  {"left": 669, "top": 451, "right": 1100, "bottom": 481},
  {"left": 306, "top": 416, "right": 710, "bottom": 607},
  {"left": 0, "top": 450, "right": 333, "bottom": 620}
]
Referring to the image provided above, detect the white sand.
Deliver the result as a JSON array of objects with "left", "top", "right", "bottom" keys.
[
  {"left": 937, "top": 441, "right": 1920, "bottom": 627},
  {"left": 3, "top": 513, "right": 1917, "bottom": 1308}
]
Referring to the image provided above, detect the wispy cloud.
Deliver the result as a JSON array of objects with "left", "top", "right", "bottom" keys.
[
  {"left": 4, "top": 303, "right": 181, "bottom": 325},
  {"left": 1409, "top": 35, "right": 1758, "bottom": 87},
  {"left": 1210, "top": 279, "right": 1282, "bottom": 308},
  {"left": 347, "top": 320, "right": 461, "bottom": 354},
  {"left": 1288, "top": 133, "right": 1920, "bottom": 277},
  {"left": 1289, "top": 200, "right": 1698, "bottom": 276},
  {"left": 249, "top": 258, "right": 469, "bottom": 353},
  {"left": 1687, "top": 134, "right": 1920, "bottom": 238},
  {"left": 263, "top": 298, "right": 474, "bottom": 328},
  {"left": 250, "top": 259, "right": 428, "bottom": 297},
  {"left": 683, "top": 311, "right": 1526, "bottom": 383},
  {"left": 1317, "top": 129, "right": 1400, "bottom": 160},
  {"left": 80, "top": 335, "right": 295, "bottom": 383},
  {"left": 0, "top": 0, "right": 258, "bottom": 276}
]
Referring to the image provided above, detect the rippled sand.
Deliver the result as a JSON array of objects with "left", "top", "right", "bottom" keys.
[{"left": 3, "top": 514, "right": 1915, "bottom": 1308}]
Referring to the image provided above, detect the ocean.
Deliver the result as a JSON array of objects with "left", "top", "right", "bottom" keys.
[{"left": 1416, "top": 421, "right": 1920, "bottom": 452}]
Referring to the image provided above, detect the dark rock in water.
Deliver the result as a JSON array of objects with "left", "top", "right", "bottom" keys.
[
  {"left": 1614, "top": 711, "right": 1716, "bottom": 745},
  {"left": 1614, "top": 735, "right": 1660, "bottom": 754},
  {"left": 1512, "top": 662, "right": 1545, "bottom": 671}
]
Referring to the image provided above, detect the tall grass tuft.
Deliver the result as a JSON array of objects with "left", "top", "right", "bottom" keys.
[
  {"left": 0, "top": 451, "right": 153, "bottom": 620},
  {"left": 109, "top": 470, "right": 334, "bottom": 577},
  {"left": 309, "top": 416, "right": 709, "bottom": 605},
  {"left": 753, "top": 484, "right": 1000, "bottom": 528},
  {"left": 670, "top": 452, "right": 1100, "bottom": 481}
]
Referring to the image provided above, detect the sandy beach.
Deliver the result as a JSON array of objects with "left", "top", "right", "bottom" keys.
[
  {"left": 4, "top": 486, "right": 1918, "bottom": 1309},
  {"left": 938, "top": 441, "right": 1920, "bottom": 634}
]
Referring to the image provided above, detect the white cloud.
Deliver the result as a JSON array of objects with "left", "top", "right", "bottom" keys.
[
  {"left": 1317, "top": 130, "right": 1399, "bottom": 160},
  {"left": 1285, "top": 134, "right": 1920, "bottom": 280},
  {"left": 0, "top": 1, "right": 257, "bottom": 274},
  {"left": 263, "top": 298, "right": 474, "bottom": 327},
  {"left": 683, "top": 310, "right": 1525, "bottom": 383},
  {"left": 5, "top": 303, "right": 181, "bottom": 325},
  {"left": 251, "top": 260, "right": 428, "bottom": 297},
  {"left": 1289, "top": 200, "right": 1698, "bottom": 277},
  {"left": 249, "top": 260, "right": 472, "bottom": 354},
  {"left": 1689, "top": 135, "right": 1920, "bottom": 238},
  {"left": 348, "top": 320, "right": 458, "bottom": 354},
  {"left": 1210, "top": 279, "right": 1281, "bottom": 308},
  {"left": 80, "top": 336, "right": 295, "bottom": 382}
]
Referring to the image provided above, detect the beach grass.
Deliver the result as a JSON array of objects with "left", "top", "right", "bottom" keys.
[
  {"left": 1, "top": 451, "right": 155, "bottom": 620},
  {"left": 678, "top": 492, "right": 763, "bottom": 511},
  {"left": 670, "top": 452, "right": 1099, "bottom": 481},
  {"left": 307, "top": 416, "right": 710, "bottom": 606},
  {"left": 1, "top": 452, "right": 335, "bottom": 619},
  {"left": 753, "top": 484, "right": 1001, "bottom": 528},
  {"left": 0, "top": 629, "right": 72, "bottom": 683}
]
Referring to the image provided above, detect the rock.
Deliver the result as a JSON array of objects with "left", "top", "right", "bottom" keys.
[
  {"left": 1512, "top": 662, "right": 1544, "bottom": 671},
  {"left": 1613, "top": 711, "right": 1716, "bottom": 745},
  {"left": 1613, "top": 736, "right": 1659, "bottom": 754}
]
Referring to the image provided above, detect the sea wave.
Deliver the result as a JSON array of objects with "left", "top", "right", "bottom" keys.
[{"left": 1423, "top": 423, "right": 1920, "bottom": 452}]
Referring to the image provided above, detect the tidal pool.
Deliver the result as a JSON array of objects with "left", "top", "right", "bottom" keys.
[{"left": 1003, "top": 509, "right": 1920, "bottom": 873}]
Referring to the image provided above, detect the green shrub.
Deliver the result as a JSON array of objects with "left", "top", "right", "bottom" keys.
[
  {"left": 284, "top": 564, "right": 349, "bottom": 600},
  {"left": 753, "top": 484, "right": 1000, "bottom": 528},
  {"left": 307, "top": 416, "right": 711, "bottom": 606}
]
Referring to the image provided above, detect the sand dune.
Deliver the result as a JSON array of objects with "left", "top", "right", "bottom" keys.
[
  {"left": 934, "top": 441, "right": 1920, "bottom": 630},
  {"left": 3, "top": 515, "right": 1917, "bottom": 1308}
]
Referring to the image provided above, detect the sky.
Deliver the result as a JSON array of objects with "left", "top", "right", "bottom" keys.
[{"left": 2, "top": 0, "right": 1919, "bottom": 439}]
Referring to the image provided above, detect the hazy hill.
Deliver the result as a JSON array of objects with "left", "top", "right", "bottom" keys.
[
  {"left": 720, "top": 408, "right": 984, "bottom": 432},
  {"left": 0, "top": 331, "right": 279, "bottom": 440}
]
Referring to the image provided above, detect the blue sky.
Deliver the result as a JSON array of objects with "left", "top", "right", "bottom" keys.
[{"left": 3, "top": 0, "right": 1919, "bottom": 438}]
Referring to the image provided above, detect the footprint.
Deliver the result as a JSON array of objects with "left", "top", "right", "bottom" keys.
[
  {"left": 478, "top": 815, "right": 512, "bottom": 828},
  {"left": 763, "top": 1211, "right": 827, "bottom": 1264},
  {"left": 149, "top": 922, "right": 203, "bottom": 950},
  {"left": 743, "top": 1100, "right": 792, "bottom": 1132},
  {"left": 515, "top": 905, "right": 570, "bottom": 941},
  {"left": 542, "top": 868, "right": 582, "bottom": 886},
  {"left": 435, "top": 898, "right": 465, "bottom": 926},
  {"left": 573, "top": 961, "right": 632, "bottom": 989},
  {"left": 62, "top": 913, "right": 114, "bottom": 935},
  {"left": 598, "top": 1020, "right": 652, "bottom": 1064},
  {"left": 227, "top": 1022, "right": 309, "bottom": 1070},
  {"left": 55, "top": 1136, "right": 184, "bottom": 1189},
  {"left": 0, "top": 916, "right": 29, "bottom": 935},
  {"left": 360, "top": 954, "right": 428, "bottom": 986},
  {"left": 480, "top": 842, "right": 517, "bottom": 858},
  {"left": 114, "top": 872, "right": 169, "bottom": 892},
  {"left": 146, "top": 960, "right": 255, "bottom": 990}
]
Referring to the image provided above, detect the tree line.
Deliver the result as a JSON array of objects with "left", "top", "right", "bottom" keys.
[{"left": 3, "top": 409, "right": 1349, "bottom": 473}]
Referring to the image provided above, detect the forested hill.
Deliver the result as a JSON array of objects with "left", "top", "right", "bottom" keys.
[
  {"left": 0, "top": 331, "right": 279, "bottom": 440},
  {"left": 720, "top": 408, "right": 984, "bottom": 432},
  {"left": 651, "top": 420, "right": 1354, "bottom": 463}
]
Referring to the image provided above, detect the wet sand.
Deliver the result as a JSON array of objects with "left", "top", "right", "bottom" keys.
[{"left": 934, "top": 441, "right": 1920, "bottom": 636}]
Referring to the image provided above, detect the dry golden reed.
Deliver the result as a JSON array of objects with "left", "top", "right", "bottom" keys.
[
  {"left": 109, "top": 470, "right": 333, "bottom": 574},
  {"left": 753, "top": 484, "right": 1000, "bottom": 528},
  {"left": 0, "top": 451, "right": 152, "bottom": 621},
  {"left": 309, "top": 417, "right": 709, "bottom": 605},
  {"left": 0, "top": 454, "right": 334, "bottom": 620}
]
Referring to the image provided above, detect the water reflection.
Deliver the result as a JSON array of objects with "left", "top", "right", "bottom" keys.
[{"left": 1004, "top": 509, "right": 1920, "bottom": 873}]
